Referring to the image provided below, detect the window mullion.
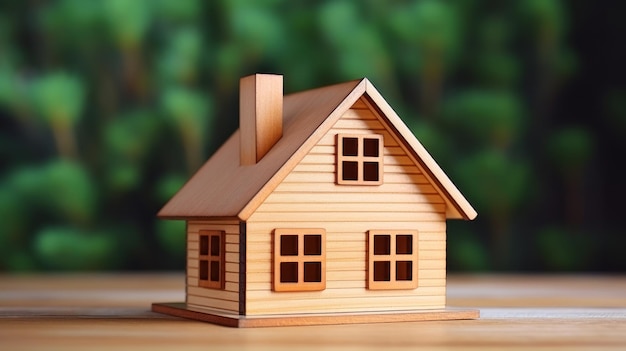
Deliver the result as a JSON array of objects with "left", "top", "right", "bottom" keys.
[
  {"left": 298, "top": 233, "right": 304, "bottom": 284},
  {"left": 357, "top": 136, "right": 363, "bottom": 182},
  {"left": 390, "top": 234, "right": 397, "bottom": 283}
]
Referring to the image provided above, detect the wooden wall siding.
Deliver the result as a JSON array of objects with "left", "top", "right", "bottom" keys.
[
  {"left": 245, "top": 103, "right": 448, "bottom": 315},
  {"left": 186, "top": 220, "right": 240, "bottom": 313}
]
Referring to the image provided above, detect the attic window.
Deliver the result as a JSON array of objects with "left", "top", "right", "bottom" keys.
[
  {"left": 273, "top": 228, "right": 326, "bottom": 292},
  {"left": 198, "top": 230, "right": 225, "bottom": 289},
  {"left": 337, "top": 134, "right": 384, "bottom": 185},
  {"left": 367, "top": 230, "right": 418, "bottom": 290}
]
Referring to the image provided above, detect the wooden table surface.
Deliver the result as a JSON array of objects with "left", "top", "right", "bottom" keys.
[{"left": 1, "top": 274, "right": 625, "bottom": 350}]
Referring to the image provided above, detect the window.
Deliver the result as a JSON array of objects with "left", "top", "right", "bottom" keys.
[
  {"left": 367, "top": 230, "right": 418, "bottom": 290},
  {"left": 198, "top": 230, "right": 225, "bottom": 289},
  {"left": 336, "top": 134, "right": 384, "bottom": 185},
  {"left": 273, "top": 228, "right": 326, "bottom": 292}
]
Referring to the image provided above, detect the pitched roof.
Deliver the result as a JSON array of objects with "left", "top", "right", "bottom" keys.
[{"left": 158, "top": 78, "right": 477, "bottom": 221}]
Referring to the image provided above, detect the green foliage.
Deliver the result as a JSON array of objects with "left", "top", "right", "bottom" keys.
[
  {"left": 155, "top": 174, "right": 187, "bottom": 203},
  {"left": 548, "top": 127, "right": 594, "bottom": 174},
  {"left": 154, "top": 0, "right": 202, "bottom": 23},
  {"left": 403, "top": 1, "right": 460, "bottom": 59},
  {"left": 444, "top": 90, "right": 524, "bottom": 148},
  {"left": 156, "top": 220, "right": 186, "bottom": 258},
  {"left": 158, "top": 27, "right": 203, "bottom": 84},
  {"left": 518, "top": 0, "right": 567, "bottom": 40},
  {"left": 0, "top": 0, "right": 608, "bottom": 272},
  {"left": 37, "top": 0, "right": 103, "bottom": 48},
  {"left": 31, "top": 72, "right": 84, "bottom": 125},
  {"left": 0, "top": 188, "right": 27, "bottom": 254},
  {"left": 407, "top": 120, "right": 450, "bottom": 164},
  {"left": 318, "top": 1, "right": 392, "bottom": 81},
  {"left": 447, "top": 226, "right": 490, "bottom": 271},
  {"left": 162, "top": 87, "right": 209, "bottom": 130},
  {"left": 102, "top": 0, "right": 152, "bottom": 49},
  {"left": 41, "top": 161, "right": 97, "bottom": 224},
  {"left": 536, "top": 226, "right": 594, "bottom": 271},
  {"left": 456, "top": 150, "right": 529, "bottom": 215},
  {"left": 8, "top": 160, "right": 96, "bottom": 224},
  {"left": 104, "top": 110, "right": 161, "bottom": 191},
  {"left": 34, "top": 227, "right": 117, "bottom": 270},
  {"left": 0, "top": 63, "right": 18, "bottom": 107}
]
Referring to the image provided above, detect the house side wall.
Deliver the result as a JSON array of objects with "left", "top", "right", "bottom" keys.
[
  {"left": 186, "top": 219, "right": 240, "bottom": 313},
  {"left": 245, "top": 105, "right": 447, "bottom": 316}
]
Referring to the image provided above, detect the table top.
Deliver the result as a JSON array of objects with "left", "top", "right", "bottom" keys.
[{"left": 1, "top": 274, "right": 625, "bottom": 350}]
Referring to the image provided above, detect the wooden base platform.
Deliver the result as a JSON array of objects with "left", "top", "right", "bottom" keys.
[{"left": 152, "top": 302, "right": 479, "bottom": 328}]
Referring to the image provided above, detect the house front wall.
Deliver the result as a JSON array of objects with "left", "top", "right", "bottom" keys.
[
  {"left": 186, "top": 219, "right": 240, "bottom": 313},
  {"left": 245, "top": 100, "right": 448, "bottom": 316}
]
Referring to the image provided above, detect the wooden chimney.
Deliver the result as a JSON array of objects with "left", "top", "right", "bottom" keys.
[{"left": 239, "top": 74, "right": 283, "bottom": 165}]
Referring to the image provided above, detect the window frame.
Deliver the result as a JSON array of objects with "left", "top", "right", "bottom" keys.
[
  {"left": 198, "top": 230, "right": 225, "bottom": 290},
  {"left": 336, "top": 134, "right": 384, "bottom": 185},
  {"left": 367, "top": 230, "right": 419, "bottom": 290},
  {"left": 273, "top": 228, "right": 326, "bottom": 292}
]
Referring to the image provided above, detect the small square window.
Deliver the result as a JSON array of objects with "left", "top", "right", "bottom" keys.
[
  {"left": 274, "top": 229, "right": 326, "bottom": 291},
  {"left": 373, "top": 261, "right": 390, "bottom": 281},
  {"left": 363, "top": 138, "right": 379, "bottom": 157},
  {"left": 280, "top": 262, "right": 298, "bottom": 283},
  {"left": 337, "top": 134, "right": 383, "bottom": 185},
  {"left": 373, "top": 235, "right": 391, "bottom": 255},
  {"left": 303, "top": 262, "right": 322, "bottom": 282},
  {"left": 304, "top": 235, "right": 322, "bottom": 255},
  {"left": 368, "top": 230, "right": 418, "bottom": 290},
  {"left": 342, "top": 137, "right": 359, "bottom": 156},
  {"left": 280, "top": 235, "right": 298, "bottom": 256}
]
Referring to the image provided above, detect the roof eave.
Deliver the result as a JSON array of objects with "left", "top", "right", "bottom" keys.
[{"left": 363, "top": 79, "right": 478, "bottom": 221}]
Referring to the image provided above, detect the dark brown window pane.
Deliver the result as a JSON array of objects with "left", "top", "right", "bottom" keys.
[
  {"left": 304, "top": 235, "right": 322, "bottom": 255},
  {"left": 363, "top": 138, "right": 379, "bottom": 157},
  {"left": 363, "top": 162, "right": 379, "bottom": 181},
  {"left": 210, "top": 261, "right": 220, "bottom": 282},
  {"left": 396, "top": 235, "right": 413, "bottom": 254},
  {"left": 374, "top": 235, "right": 391, "bottom": 255},
  {"left": 373, "top": 261, "right": 390, "bottom": 281},
  {"left": 396, "top": 261, "right": 412, "bottom": 281},
  {"left": 303, "top": 262, "right": 322, "bottom": 282},
  {"left": 280, "top": 262, "right": 298, "bottom": 283},
  {"left": 280, "top": 235, "right": 298, "bottom": 256},
  {"left": 342, "top": 137, "right": 358, "bottom": 156},
  {"left": 200, "top": 235, "right": 209, "bottom": 255},
  {"left": 210, "top": 235, "right": 220, "bottom": 256},
  {"left": 342, "top": 161, "right": 358, "bottom": 180},
  {"left": 200, "top": 260, "right": 208, "bottom": 280}
]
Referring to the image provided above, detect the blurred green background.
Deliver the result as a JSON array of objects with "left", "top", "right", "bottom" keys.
[{"left": 0, "top": 0, "right": 624, "bottom": 272}]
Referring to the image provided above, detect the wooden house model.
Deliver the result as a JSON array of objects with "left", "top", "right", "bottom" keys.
[{"left": 153, "top": 74, "right": 478, "bottom": 327}]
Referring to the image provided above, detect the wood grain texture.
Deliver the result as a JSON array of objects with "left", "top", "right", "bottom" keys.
[
  {"left": 239, "top": 74, "right": 283, "bottom": 165},
  {"left": 158, "top": 79, "right": 365, "bottom": 219},
  {"left": 152, "top": 302, "right": 478, "bottom": 327},
  {"left": 241, "top": 103, "right": 449, "bottom": 315},
  {"left": 186, "top": 220, "right": 240, "bottom": 313},
  {"left": 2, "top": 274, "right": 626, "bottom": 350},
  {"left": 158, "top": 77, "right": 476, "bottom": 222},
  {"left": 272, "top": 228, "right": 327, "bottom": 292}
]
